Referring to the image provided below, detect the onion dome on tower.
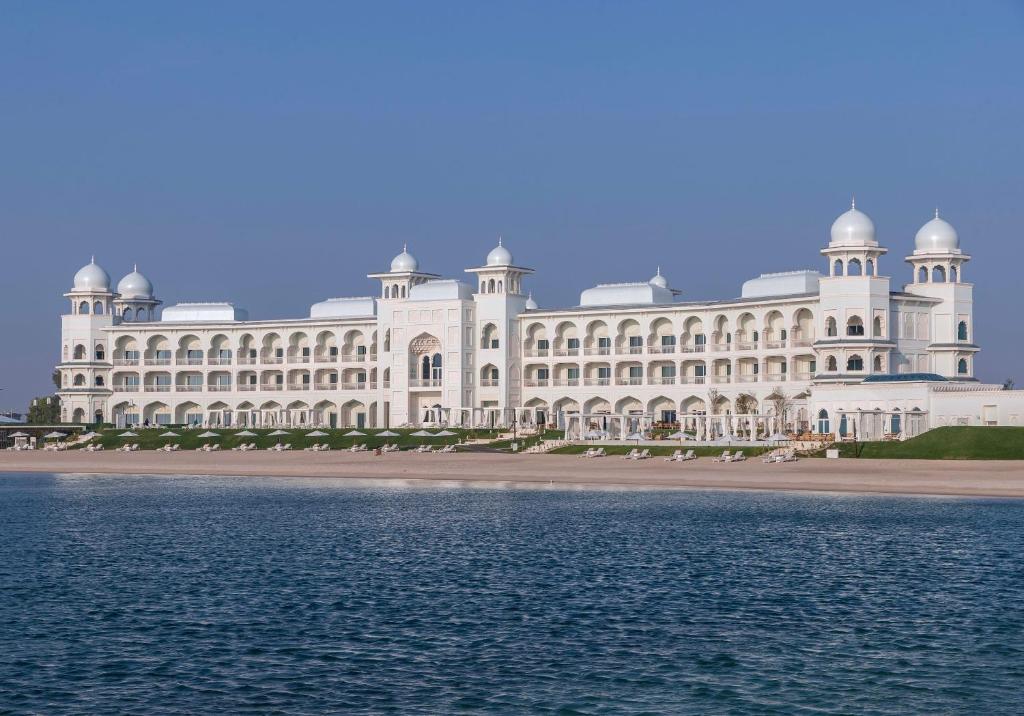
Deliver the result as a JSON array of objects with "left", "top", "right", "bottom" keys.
[
  {"left": 486, "top": 237, "right": 513, "bottom": 266},
  {"left": 116, "top": 265, "right": 154, "bottom": 299},
  {"left": 649, "top": 267, "right": 668, "bottom": 289},
  {"left": 829, "top": 198, "right": 877, "bottom": 247},
  {"left": 524, "top": 292, "right": 538, "bottom": 310},
  {"left": 914, "top": 209, "right": 959, "bottom": 253},
  {"left": 390, "top": 244, "right": 419, "bottom": 272},
  {"left": 72, "top": 257, "right": 112, "bottom": 292}
]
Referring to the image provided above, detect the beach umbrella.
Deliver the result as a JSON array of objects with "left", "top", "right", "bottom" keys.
[
  {"left": 159, "top": 431, "right": 180, "bottom": 438},
  {"left": 667, "top": 431, "right": 687, "bottom": 440},
  {"left": 268, "top": 429, "right": 290, "bottom": 436},
  {"left": 236, "top": 430, "right": 258, "bottom": 437},
  {"left": 767, "top": 432, "right": 789, "bottom": 443},
  {"left": 307, "top": 430, "right": 329, "bottom": 437},
  {"left": 376, "top": 430, "right": 399, "bottom": 437},
  {"left": 409, "top": 430, "right": 434, "bottom": 437},
  {"left": 343, "top": 429, "right": 365, "bottom": 436},
  {"left": 8, "top": 431, "right": 30, "bottom": 438},
  {"left": 80, "top": 431, "right": 99, "bottom": 440},
  {"left": 625, "top": 432, "right": 645, "bottom": 441},
  {"left": 197, "top": 431, "right": 220, "bottom": 438},
  {"left": 434, "top": 429, "right": 456, "bottom": 436},
  {"left": 118, "top": 431, "right": 138, "bottom": 437},
  {"left": 43, "top": 431, "right": 67, "bottom": 439}
]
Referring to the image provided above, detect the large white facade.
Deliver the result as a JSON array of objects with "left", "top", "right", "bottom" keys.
[{"left": 56, "top": 205, "right": 1024, "bottom": 437}]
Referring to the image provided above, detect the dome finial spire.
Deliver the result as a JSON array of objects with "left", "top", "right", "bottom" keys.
[
  {"left": 91, "top": 254, "right": 95, "bottom": 264},
  {"left": 935, "top": 206, "right": 940, "bottom": 219},
  {"left": 498, "top": 235, "right": 503, "bottom": 247},
  {"left": 133, "top": 263, "right": 138, "bottom": 272},
  {"left": 851, "top": 195, "right": 856, "bottom": 210}
]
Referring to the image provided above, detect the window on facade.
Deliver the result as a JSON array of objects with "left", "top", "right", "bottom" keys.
[
  {"left": 848, "top": 258, "right": 863, "bottom": 276},
  {"left": 957, "top": 321, "right": 968, "bottom": 341},
  {"left": 817, "top": 410, "right": 830, "bottom": 434},
  {"left": 846, "top": 316, "right": 865, "bottom": 336},
  {"left": 537, "top": 368, "right": 550, "bottom": 380},
  {"left": 275, "top": 374, "right": 284, "bottom": 385},
  {"left": 431, "top": 353, "right": 442, "bottom": 380},
  {"left": 825, "top": 317, "right": 837, "bottom": 337},
  {"left": 567, "top": 367, "right": 579, "bottom": 380},
  {"left": 826, "top": 356, "right": 838, "bottom": 371},
  {"left": 661, "top": 365, "right": 676, "bottom": 377},
  {"left": 847, "top": 355, "right": 864, "bottom": 371},
  {"left": 866, "top": 259, "right": 875, "bottom": 276},
  {"left": 958, "top": 358, "right": 968, "bottom": 374},
  {"left": 95, "top": 376, "right": 104, "bottom": 387},
  {"left": 275, "top": 347, "right": 284, "bottom": 358},
  {"left": 950, "top": 266, "right": 958, "bottom": 282},
  {"left": 79, "top": 301, "right": 89, "bottom": 314},
  {"left": 694, "top": 334, "right": 706, "bottom": 346},
  {"left": 809, "top": 359, "right": 817, "bottom": 373},
  {"left": 156, "top": 349, "right": 171, "bottom": 360},
  {"left": 597, "top": 367, "right": 611, "bottom": 379},
  {"left": 537, "top": 339, "right": 550, "bottom": 350},
  {"left": 932, "top": 266, "right": 946, "bottom": 283},
  {"left": 567, "top": 337, "right": 579, "bottom": 350},
  {"left": 752, "top": 363, "right": 759, "bottom": 374},
  {"left": 780, "top": 329, "right": 787, "bottom": 341},
  {"left": 873, "top": 355, "right": 883, "bottom": 372},
  {"left": 660, "top": 335, "right": 676, "bottom": 346},
  {"left": 918, "top": 266, "right": 928, "bottom": 283},
  {"left": 628, "top": 336, "right": 643, "bottom": 347},
  {"left": 490, "top": 368, "right": 499, "bottom": 380},
  {"left": 695, "top": 364, "right": 706, "bottom": 377},
  {"left": 73, "top": 345, "right": 86, "bottom": 360},
  {"left": 833, "top": 259, "right": 843, "bottom": 276},
  {"left": 628, "top": 366, "right": 642, "bottom": 378}
]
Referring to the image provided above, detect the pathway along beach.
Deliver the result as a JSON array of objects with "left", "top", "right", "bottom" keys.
[{"left": 2, "top": 452, "right": 1024, "bottom": 497}]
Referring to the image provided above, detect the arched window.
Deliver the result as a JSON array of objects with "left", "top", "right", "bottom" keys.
[
  {"left": 73, "top": 344, "right": 86, "bottom": 360},
  {"left": 93, "top": 301, "right": 103, "bottom": 314},
  {"left": 918, "top": 266, "right": 928, "bottom": 283},
  {"left": 95, "top": 375, "right": 105, "bottom": 387},
  {"left": 866, "top": 259, "right": 875, "bottom": 276},
  {"left": 73, "top": 373, "right": 86, "bottom": 386},
  {"left": 752, "top": 330, "right": 759, "bottom": 343},
  {"left": 958, "top": 358, "right": 968, "bottom": 375},
  {"left": 873, "top": 355, "right": 883, "bottom": 372},
  {"left": 122, "top": 309, "right": 132, "bottom": 322},
  {"left": 932, "top": 266, "right": 946, "bottom": 283},
  {"left": 873, "top": 316, "right": 883, "bottom": 337},
  {"left": 950, "top": 266, "right": 958, "bottom": 282},
  {"left": 825, "top": 317, "right": 838, "bottom": 337},
  {"left": 497, "top": 280, "right": 503, "bottom": 293},
  {"left": 833, "top": 259, "right": 843, "bottom": 276},
  {"left": 957, "top": 321, "right": 968, "bottom": 341},
  {"left": 826, "top": 355, "right": 838, "bottom": 371},
  {"left": 479, "top": 281, "right": 485, "bottom": 293},
  {"left": 847, "top": 354, "right": 864, "bottom": 371},
  {"left": 136, "top": 307, "right": 146, "bottom": 320},
  {"left": 891, "top": 410, "right": 901, "bottom": 435},
  {"left": 488, "top": 279, "right": 495, "bottom": 293},
  {"left": 431, "top": 353, "right": 442, "bottom": 380},
  {"left": 400, "top": 286, "right": 406, "bottom": 298},
  {"left": 79, "top": 301, "right": 90, "bottom": 314},
  {"left": 816, "top": 409, "right": 830, "bottom": 434},
  {"left": 848, "top": 258, "right": 863, "bottom": 276},
  {"left": 421, "top": 355, "right": 431, "bottom": 380},
  {"left": 846, "top": 316, "right": 864, "bottom": 336},
  {"left": 95, "top": 345, "right": 105, "bottom": 360}
]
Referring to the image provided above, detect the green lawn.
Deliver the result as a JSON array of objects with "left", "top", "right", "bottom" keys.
[
  {"left": 74, "top": 427, "right": 500, "bottom": 452},
  {"left": 830, "top": 426, "right": 1024, "bottom": 460}
]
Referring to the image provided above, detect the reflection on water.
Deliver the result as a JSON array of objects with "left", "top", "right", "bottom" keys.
[{"left": 2, "top": 473, "right": 1022, "bottom": 715}]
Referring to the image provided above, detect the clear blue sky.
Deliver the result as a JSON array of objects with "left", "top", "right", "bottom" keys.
[{"left": 2, "top": 1, "right": 1022, "bottom": 409}]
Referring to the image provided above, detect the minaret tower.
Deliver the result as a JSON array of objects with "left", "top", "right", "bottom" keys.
[
  {"left": 904, "top": 210, "right": 976, "bottom": 378},
  {"left": 367, "top": 245, "right": 438, "bottom": 300},
  {"left": 816, "top": 199, "right": 893, "bottom": 381},
  {"left": 58, "top": 258, "right": 115, "bottom": 423},
  {"left": 465, "top": 238, "right": 534, "bottom": 420}
]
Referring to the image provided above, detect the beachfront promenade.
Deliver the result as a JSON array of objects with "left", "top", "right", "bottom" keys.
[{"left": 3, "top": 451, "right": 1023, "bottom": 498}]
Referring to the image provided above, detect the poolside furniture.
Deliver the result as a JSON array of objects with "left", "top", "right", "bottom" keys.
[
  {"left": 731, "top": 450, "right": 746, "bottom": 462},
  {"left": 437, "top": 445, "right": 456, "bottom": 454},
  {"left": 712, "top": 450, "right": 732, "bottom": 463},
  {"left": 622, "top": 448, "right": 641, "bottom": 460},
  {"left": 664, "top": 449, "right": 683, "bottom": 462},
  {"left": 580, "top": 447, "right": 600, "bottom": 458}
]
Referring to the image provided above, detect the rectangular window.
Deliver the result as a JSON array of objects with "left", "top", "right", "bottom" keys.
[
  {"left": 357, "top": 345, "right": 367, "bottom": 356},
  {"left": 661, "top": 365, "right": 676, "bottom": 377},
  {"left": 490, "top": 339, "right": 500, "bottom": 349},
  {"left": 597, "top": 367, "right": 611, "bottom": 378},
  {"left": 187, "top": 349, "right": 202, "bottom": 359},
  {"left": 156, "top": 350, "right": 171, "bottom": 360},
  {"left": 537, "top": 368, "right": 550, "bottom": 380},
  {"left": 329, "top": 373, "right": 338, "bottom": 384},
  {"left": 275, "top": 374, "right": 284, "bottom": 385},
  {"left": 628, "top": 336, "right": 642, "bottom": 347},
  {"left": 248, "top": 375, "right": 257, "bottom": 385},
  {"left": 303, "top": 373, "right": 311, "bottom": 384},
  {"left": 537, "top": 339, "right": 550, "bottom": 350},
  {"left": 356, "top": 372, "right": 366, "bottom": 383},
  {"left": 661, "top": 335, "right": 676, "bottom": 346},
  {"left": 567, "top": 367, "right": 579, "bottom": 380},
  {"left": 629, "top": 366, "right": 642, "bottom": 378},
  {"left": 598, "top": 337, "right": 611, "bottom": 348},
  {"left": 249, "top": 349, "right": 257, "bottom": 359},
  {"left": 125, "top": 350, "right": 140, "bottom": 360},
  {"left": 302, "top": 347, "right": 310, "bottom": 357},
  {"left": 219, "top": 349, "right": 231, "bottom": 359},
  {"left": 186, "top": 376, "right": 202, "bottom": 386},
  {"left": 810, "top": 360, "right": 817, "bottom": 373},
  {"left": 275, "top": 348, "right": 284, "bottom": 358},
  {"left": 567, "top": 337, "right": 580, "bottom": 349},
  {"left": 753, "top": 364, "right": 759, "bottom": 374},
  {"left": 155, "top": 375, "right": 171, "bottom": 386},
  {"left": 329, "top": 346, "right": 338, "bottom": 357},
  {"left": 695, "top": 364, "right": 706, "bottom": 377}
]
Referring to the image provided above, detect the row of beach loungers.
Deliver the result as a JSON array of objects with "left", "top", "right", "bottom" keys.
[
  {"left": 577, "top": 447, "right": 797, "bottom": 463},
  {"left": 413, "top": 444, "right": 457, "bottom": 454}
]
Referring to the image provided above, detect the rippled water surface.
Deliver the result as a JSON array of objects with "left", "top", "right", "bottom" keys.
[{"left": 1, "top": 473, "right": 1023, "bottom": 714}]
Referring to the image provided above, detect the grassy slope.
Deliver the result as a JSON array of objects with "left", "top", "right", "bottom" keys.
[
  {"left": 75, "top": 427, "right": 500, "bottom": 452},
  {"left": 833, "top": 426, "right": 1024, "bottom": 460}
]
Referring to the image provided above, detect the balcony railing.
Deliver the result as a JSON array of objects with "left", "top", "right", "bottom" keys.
[
  {"left": 735, "top": 341, "right": 757, "bottom": 351},
  {"left": 765, "top": 373, "right": 787, "bottom": 382},
  {"left": 735, "top": 375, "right": 758, "bottom": 383},
  {"left": 289, "top": 355, "right": 311, "bottom": 364},
  {"left": 340, "top": 353, "right": 367, "bottom": 363},
  {"left": 341, "top": 382, "right": 367, "bottom": 390},
  {"left": 315, "top": 355, "right": 337, "bottom": 363},
  {"left": 113, "top": 358, "right": 139, "bottom": 366},
  {"left": 144, "top": 358, "right": 171, "bottom": 366},
  {"left": 617, "top": 346, "right": 644, "bottom": 355},
  {"left": 679, "top": 376, "right": 706, "bottom": 384},
  {"left": 790, "top": 339, "right": 813, "bottom": 348},
  {"left": 648, "top": 345, "right": 676, "bottom": 354},
  {"left": 287, "top": 383, "right": 311, "bottom": 391},
  {"left": 176, "top": 357, "right": 203, "bottom": 366},
  {"left": 711, "top": 375, "right": 732, "bottom": 384},
  {"left": 552, "top": 378, "right": 579, "bottom": 387},
  {"left": 553, "top": 348, "right": 580, "bottom": 357},
  {"left": 583, "top": 347, "right": 611, "bottom": 356},
  {"left": 523, "top": 348, "right": 550, "bottom": 357},
  {"left": 409, "top": 379, "right": 442, "bottom": 388},
  {"left": 615, "top": 377, "right": 644, "bottom": 386},
  {"left": 238, "top": 384, "right": 258, "bottom": 391},
  {"left": 523, "top": 379, "right": 549, "bottom": 387},
  {"left": 479, "top": 379, "right": 500, "bottom": 387},
  {"left": 792, "top": 371, "right": 813, "bottom": 380},
  {"left": 237, "top": 356, "right": 257, "bottom": 365},
  {"left": 765, "top": 340, "right": 787, "bottom": 350},
  {"left": 112, "top": 385, "right": 139, "bottom": 392},
  {"left": 262, "top": 356, "right": 284, "bottom": 364},
  {"left": 651, "top": 376, "right": 676, "bottom": 385},
  {"left": 208, "top": 357, "right": 232, "bottom": 366},
  {"left": 583, "top": 377, "right": 610, "bottom": 386},
  {"left": 175, "top": 385, "right": 203, "bottom": 392},
  {"left": 261, "top": 383, "right": 283, "bottom": 391},
  {"left": 208, "top": 384, "right": 232, "bottom": 392},
  {"left": 710, "top": 343, "right": 731, "bottom": 352},
  {"left": 680, "top": 344, "right": 706, "bottom": 353},
  {"left": 144, "top": 384, "right": 172, "bottom": 392}
]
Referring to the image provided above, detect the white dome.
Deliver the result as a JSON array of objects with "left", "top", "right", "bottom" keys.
[
  {"left": 915, "top": 212, "right": 959, "bottom": 252},
  {"left": 117, "top": 265, "right": 154, "bottom": 299},
  {"left": 830, "top": 200, "right": 876, "bottom": 246},
  {"left": 390, "top": 245, "right": 418, "bottom": 273},
  {"left": 486, "top": 238, "right": 513, "bottom": 266},
  {"left": 649, "top": 267, "right": 668, "bottom": 289},
  {"left": 524, "top": 293, "right": 538, "bottom": 310},
  {"left": 73, "top": 257, "right": 111, "bottom": 291}
]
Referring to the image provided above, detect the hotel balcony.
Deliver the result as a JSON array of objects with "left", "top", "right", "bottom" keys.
[
  {"left": 208, "top": 384, "right": 233, "bottom": 392},
  {"left": 614, "top": 377, "right": 644, "bottom": 386},
  {"left": 144, "top": 384, "right": 172, "bottom": 392},
  {"left": 479, "top": 379, "right": 500, "bottom": 387},
  {"left": 176, "top": 357, "right": 203, "bottom": 366},
  {"left": 262, "top": 356, "right": 284, "bottom": 365},
  {"left": 710, "top": 375, "right": 732, "bottom": 384},
  {"left": 289, "top": 356, "right": 311, "bottom": 364},
  {"left": 648, "top": 345, "right": 676, "bottom": 355},
  {"left": 208, "top": 357, "right": 232, "bottom": 366},
  {"left": 261, "top": 383, "right": 283, "bottom": 391},
  {"left": 409, "top": 379, "right": 442, "bottom": 388},
  {"left": 764, "top": 340, "right": 787, "bottom": 350},
  {"left": 552, "top": 378, "right": 579, "bottom": 387},
  {"left": 237, "top": 356, "right": 257, "bottom": 365},
  {"left": 313, "top": 382, "right": 336, "bottom": 391},
  {"left": 583, "top": 377, "right": 610, "bottom": 387},
  {"left": 144, "top": 358, "right": 171, "bottom": 366},
  {"left": 553, "top": 348, "right": 579, "bottom": 357},
  {"left": 314, "top": 355, "right": 337, "bottom": 363},
  {"left": 175, "top": 384, "right": 204, "bottom": 392},
  {"left": 650, "top": 376, "right": 676, "bottom": 385},
  {"left": 679, "top": 376, "right": 706, "bottom": 384},
  {"left": 113, "top": 358, "right": 139, "bottom": 366},
  {"left": 735, "top": 374, "right": 758, "bottom": 383},
  {"left": 523, "top": 379, "right": 549, "bottom": 387},
  {"left": 583, "top": 347, "right": 611, "bottom": 356},
  {"left": 710, "top": 343, "right": 731, "bottom": 352},
  {"left": 112, "top": 385, "right": 139, "bottom": 392},
  {"left": 616, "top": 347, "right": 644, "bottom": 356},
  {"left": 735, "top": 341, "right": 757, "bottom": 351},
  {"left": 340, "top": 382, "right": 367, "bottom": 390},
  {"left": 764, "top": 373, "right": 787, "bottom": 382},
  {"left": 287, "top": 382, "right": 311, "bottom": 391},
  {"left": 523, "top": 348, "right": 549, "bottom": 358},
  {"left": 340, "top": 353, "right": 367, "bottom": 363},
  {"left": 238, "top": 384, "right": 258, "bottom": 391}
]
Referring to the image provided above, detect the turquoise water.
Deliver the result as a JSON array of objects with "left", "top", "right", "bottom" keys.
[{"left": 1, "top": 473, "right": 1022, "bottom": 715}]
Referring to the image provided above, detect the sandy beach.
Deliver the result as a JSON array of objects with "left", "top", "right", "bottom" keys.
[{"left": 2, "top": 451, "right": 1024, "bottom": 497}]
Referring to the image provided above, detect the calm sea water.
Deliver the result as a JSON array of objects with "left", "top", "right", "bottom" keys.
[{"left": 1, "top": 473, "right": 1022, "bottom": 715}]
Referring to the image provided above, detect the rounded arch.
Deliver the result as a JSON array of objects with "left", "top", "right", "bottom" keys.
[
  {"left": 847, "top": 258, "right": 863, "bottom": 276},
  {"left": 583, "top": 397, "right": 611, "bottom": 414},
  {"left": 957, "top": 357, "right": 969, "bottom": 374},
  {"left": 825, "top": 316, "right": 838, "bottom": 337},
  {"left": 847, "top": 354, "right": 864, "bottom": 371},
  {"left": 833, "top": 259, "right": 844, "bottom": 276},
  {"left": 918, "top": 265, "right": 928, "bottom": 283},
  {"left": 793, "top": 308, "right": 814, "bottom": 342},
  {"left": 614, "top": 396, "right": 643, "bottom": 414},
  {"left": 73, "top": 344, "right": 87, "bottom": 360},
  {"left": 680, "top": 395, "right": 707, "bottom": 414},
  {"left": 932, "top": 265, "right": 946, "bottom": 283},
  {"left": 816, "top": 409, "right": 830, "bottom": 434},
  {"left": 846, "top": 315, "right": 865, "bottom": 337},
  {"left": 826, "top": 355, "right": 838, "bottom": 371}
]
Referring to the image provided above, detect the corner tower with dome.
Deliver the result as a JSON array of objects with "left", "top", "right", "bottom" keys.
[{"left": 53, "top": 203, "right": 1022, "bottom": 434}]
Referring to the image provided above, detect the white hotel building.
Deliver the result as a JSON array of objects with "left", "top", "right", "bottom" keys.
[{"left": 56, "top": 203, "right": 1024, "bottom": 440}]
